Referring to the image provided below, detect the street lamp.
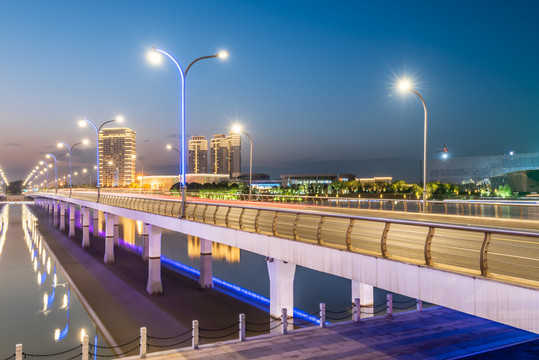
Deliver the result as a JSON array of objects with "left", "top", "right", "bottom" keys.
[
  {"left": 166, "top": 144, "right": 181, "bottom": 155},
  {"left": 231, "top": 125, "right": 253, "bottom": 199},
  {"left": 46, "top": 154, "right": 58, "bottom": 193},
  {"left": 79, "top": 116, "right": 124, "bottom": 201},
  {"left": 39, "top": 161, "right": 51, "bottom": 191},
  {"left": 131, "top": 155, "right": 144, "bottom": 191},
  {"left": 148, "top": 47, "right": 228, "bottom": 218},
  {"left": 58, "top": 139, "right": 89, "bottom": 197},
  {"left": 398, "top": 79, "right": 428, "bottom": 211}
]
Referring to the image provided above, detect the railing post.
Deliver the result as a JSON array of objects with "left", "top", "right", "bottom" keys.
[
  {"left": 387, "top": 294, "right": 393, "bottom": 317},
  {"left": 192, "top": 320, "right": 199, "bottom": 349},
  {"left": 82, "top": 335, "right": 89, "bottom": 360},
  {"left": 281, "top": 308, "right": 288, "bottom": 335},
  {"left": 417, "top": 299, "right": 423, "bottom": 312},
  {"left": 239, "top": 313, "right": 246, "bottom": 341},
  {"left": 353, "top": 297, "right": 360, "bottom": 322},
  {"left": 140, "top": 327, "right": 147, "bottom": 358},
  {"left": 15, "top": 344, "right": 22, "bottom": 360},
  {"left": 320, "top": 303, "right": 326, "bottom": 328}
]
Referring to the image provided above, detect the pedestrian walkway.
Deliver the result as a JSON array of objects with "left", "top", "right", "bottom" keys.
[{"left": 130, "top": 307, "right": 538, "bottom": 360}]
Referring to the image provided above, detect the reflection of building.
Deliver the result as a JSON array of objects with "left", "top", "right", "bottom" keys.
[
  {"left": 187, "top": 235, "right": 240, "bottom": 263},
  {"left": 188, "top": 136, "right": 208, "bottom": 174},
  {"left": 99, "top": 128, "right": 136, "bottom": 187},
  {"left": 428, "top": 152, "right": 539, "bottom": 184},
  {"left": 210, "top": 134, "right": 229, "bottom": 174},
  {"left": 281, "top": 174, "right": 356, "bottom": 186}
]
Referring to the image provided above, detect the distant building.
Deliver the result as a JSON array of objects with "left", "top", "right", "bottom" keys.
[
  {"left": 228, "top": 132, "right": 241, "bottom": 177},
  {"left": 188, "top": 136, "right": 208, "bottom": 174},
  {"left": 210, "top": 134, "right": 229, "bottom": 174},
  {"left": 358, "top": 177, "right": 393, "bottom": 184},
  {"left": 99, "top": 127, "right": 136, "bottom": 187},
  {"left": 428, "top": 152, "right": 539, "bottom": 184},
  {"left": 281, "top": 174, "right": 356, "bottom": 186}
]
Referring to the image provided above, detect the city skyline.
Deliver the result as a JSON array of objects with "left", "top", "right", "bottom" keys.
[{"left": 1, "top": 1, "right": 539, "bottom": 182}]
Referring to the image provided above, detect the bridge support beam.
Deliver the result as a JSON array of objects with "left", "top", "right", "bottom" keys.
[
  {"left": 199, "top": 239, "right": 213, "bottom": 289},
  {"left": 352, "top": 281, "right": 374, "bottom": 306},
  {"left": 146, "top": 224, "right": 163, "bottom": 295},
  {"left": 81, "top": 206, "right": 90, "bottom": 248},
  {"left": 59, "top": 201, "right": 66, "bottom": 232},
  {"left": 142, "top": 223, "right": 149, "bottom": 260},
  {"left": 267, "top": 258, "right": 296, "bottom": 319},
  {"left": 104, "top": 212, "right": 115, "bottom": 264},
  {"left": 113, "top": 215, "right": 120, "bottom": 245},
  {"left": 68, "top": 203, "right": 76, "bottom": 238},
  {"left": 93, "top": 209, "right": 99, "bottom": 237}
]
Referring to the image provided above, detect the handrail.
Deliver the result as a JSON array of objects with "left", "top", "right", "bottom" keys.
[{"left": 31, "top": 192, "right": 539, "bottom": 288}]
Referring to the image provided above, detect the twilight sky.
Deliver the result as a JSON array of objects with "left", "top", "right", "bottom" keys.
[{"left": 1, "top": 0, "right": 538, "bottom": 183}]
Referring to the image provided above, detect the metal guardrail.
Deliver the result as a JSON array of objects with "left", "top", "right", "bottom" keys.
[{"left": 34, "top": 193, "right": 539, "bottom": 288}]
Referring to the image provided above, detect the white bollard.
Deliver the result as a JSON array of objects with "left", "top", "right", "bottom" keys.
[
  {"left": 15, "top": 344, "right": 22, "bottom": 360},
  {"left": 140, "top": 327, "right": 147, "bottom": 358},
  {"left": 320, "top": 303, "right": 326, "bottom": 328},
  {"left": 353, "top": 297, "right": 360, "bottom": 322},
  {"left": 281, "top": 308, "right": 288, "bottom": 335},
  {"left": 239, "top": 314, "right": 246, "bottom": 341},
  {"left": 417, "top": 299, "right": 423, "bottom": 312},
  {"left": 192, "top": 320, "right": 199, "bottom": 349},
  {"left": 387, "top": 294, "right": 393, "bottom": 317},
  {"left": 82, "top": 335, "right": 89, "bottom": 360}
]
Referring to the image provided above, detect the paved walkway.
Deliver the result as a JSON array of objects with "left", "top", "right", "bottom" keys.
[{"left": 132, "top": 307, "right": 538, "bottom": 360}]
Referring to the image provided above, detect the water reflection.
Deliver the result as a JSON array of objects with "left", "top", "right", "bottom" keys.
[
  {"left": 0, "top": 204, "right": 9, "bottom": 255},
  {"left": 187, "top": 236, "right": 240, "bottom": 263}
]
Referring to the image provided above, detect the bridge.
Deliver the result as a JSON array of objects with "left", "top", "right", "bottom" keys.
[{"left": 28, "top": 191, "right": 539, "bottom": 334}]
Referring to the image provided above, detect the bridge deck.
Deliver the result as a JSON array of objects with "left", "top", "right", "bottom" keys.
[{"left": 137, "top": 307, "right": 538, "bottom": 360}]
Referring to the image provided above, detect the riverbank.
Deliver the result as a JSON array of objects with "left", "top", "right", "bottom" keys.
[{"left": 30, "top": 205, "right": 270, "bottom": 356}]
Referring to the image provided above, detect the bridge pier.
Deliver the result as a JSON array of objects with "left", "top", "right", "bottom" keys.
[
  {"left": 81, "top": 206, "right": 90, "bottom": 248},
  {"left": 59, "top": 201, "right": 67, "bottom": 232},
  {"left": 93, "top": 209, "right": 99, "bottom": 237},
  {"left": 146, "top": 224, "right": 163, "bottom": 295},
  {"left": 266, "top": 258, "right": 296, "bottom": 319},
  {"left": 199, "top": 239, "right": 213, "bottom": 289},
  {"left": 68, "top": 203, "right": 76, "bottom": 238},
  {"left": 104, "top": 212, "right": 115, "bottom": 264},
  {"left": 113, "top": 215, "right": 120, "bottom": 245},
  {"left": 352, "top": 281, "right": 373, "bottom": 306},
  {"left": 142, "top": 223, "right": 149, "bottom": 260},
  {"left": 52, "top": 201, "right": 59, "bottom": 227}
]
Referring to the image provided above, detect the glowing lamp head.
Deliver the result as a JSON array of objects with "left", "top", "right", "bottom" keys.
[
  {"left": 115, "top": 115, "right": 124, "bottom": 123},
  {"left": 398, "top": 80, "right": 412, "bottom": 91},
  {"left": 40, "top": 161, "right": 44, "bottom": 165},
  {"left": 166, "top": 144, "right": 172, "bottom": 150},
  {"left": 82, "top": 138, "right": 89, "bottom": 145},
  {"left": 46, "top": 154, "right": 50, "bottom": 159},
  {"left": 148, "top": 48, "right": 163, "bottom": 65},
  {"left": 232, "top": 124, "right": 242, "bottom": 134},
  {"left": 57, "top": 143, "right": 63, "bottom": 148},
  {"left": 217, "top": 50, "right": 229, "bottom": 59},
  {"left": 131, "top": 154, "right": 136, "bottom": 159},
  {"left": 509, "top": 151, "right": 515, "bottom": 156},
  {"left": 79, "top": 118, "right": 87, "bottom": 127},
  {"left": 442, "top": 153, "right": 448, "bottom": 159}
]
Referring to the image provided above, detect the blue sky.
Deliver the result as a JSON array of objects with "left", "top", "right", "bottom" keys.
[{"left": 1, "top": 0, "right": 538, "bottom": 182}]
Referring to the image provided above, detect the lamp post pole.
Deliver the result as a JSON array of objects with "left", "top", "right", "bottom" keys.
[
  {"left": 46, "top": 154, "right": 58, "bottom": 193},
  {"left": 58, "top": 141, "right": 87, "bottom": 197},
  {"left": 150, "top": 47, "right": 228, "bottom": 218},
  {"left": 231, "top": 128, "right": 253, "bottom": 199},
  {"left": 132, "top": 155, "right": 144, "bottom": 191},
  {"left": 79, "top": 117, "right": 122, "bottom": 202}
]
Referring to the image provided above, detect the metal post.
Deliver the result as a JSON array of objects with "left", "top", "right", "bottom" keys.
[
  {"left": 417, "top": 299, "right": 423, "bottom": 312},
  {"left": 354, "top": 297, "right": 360, "bottom": 322},
  {"left": 140, "top": 327, "right": 147, "bottom": 358},
  {"left": 192, "top": 320, "right": 199, "bottom": 349},
  {"left": 387, "top": 294, "right": 393, "bottom": 317},
  {"left": 239, "top": 313, "right": 246, "bottom": 341},
  {"left": 281, "top": 308, "right": 288, "bottom": 335}
]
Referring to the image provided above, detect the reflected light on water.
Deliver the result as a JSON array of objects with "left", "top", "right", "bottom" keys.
[
  {"left": 47, "top": 257, "right": 51, "bottom": 274},
  {"left": 187, "top": 235, "right": 240, "bottom": 263},
  {"left": 136, "top": 220, "right": 143, "bottom": 235},
  {"left": 60, "top": 293, "right": 69, "bottom": 309},
  {"left": 37, "top": 271, "right": 42, "bottom": 285},
  {"left": 80, "top": 328, "right": 86, "bottom": 343},
  {"left": 42, "top": 293, "right": 48, "bottom": 312}
]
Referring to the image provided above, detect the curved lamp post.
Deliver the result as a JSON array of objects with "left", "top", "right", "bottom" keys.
[
  {"left": 46, "top": 154, "right": 58, "bottom": 193},
  {"left": 231, "top": 125, "right": 253, "bottom": 199},
  {"left": 79, "top": 116, "right": 123, "bottom": 201},
  {"left": 398, "top": 80, "right": 428, "bottom": 211},
  {"left": 58, "top": 140, "right": 88, "bottom": 197},
  {"left": 131, "top": 155, "right": 144, "bottom": 190},
  {"left": 148, "top": 47, "right": 228, "bottom": 218}
]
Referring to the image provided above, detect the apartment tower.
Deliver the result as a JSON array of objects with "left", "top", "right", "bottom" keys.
[
  {"left": 98, "top": 127, "right": 136, "bottom": 187},
  {"left": 188, "top": 136, "right": 208, "bottom": 174}
]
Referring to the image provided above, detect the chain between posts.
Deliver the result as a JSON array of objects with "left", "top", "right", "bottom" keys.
[
  {"left": 22, "top": 344, "right": 82, "bottom": 357},
  {"left": 147, "top": 336, "right": 193, "bottom": 349},
  {"left": 89, "top": 343, "right": 140, "bottom": 358},
  {"left": 90, "top": 336, "right": 140, "bottom": 349}
]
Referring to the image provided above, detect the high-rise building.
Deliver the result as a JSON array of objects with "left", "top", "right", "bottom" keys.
[
  {"left": 210, "top": 134, "right": 229, "bottom": 174},
  {"left": 99, "top": 127, "right": 136, "bottom": 187},
  {"left": 228, "top": 132, "right": 241, "bottom": 176},
  {"left": 188, "top": 136, "right": 208, "bottom": 174}
]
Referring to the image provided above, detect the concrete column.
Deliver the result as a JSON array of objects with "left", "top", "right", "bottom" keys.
[
  {"left": 16, "top": 344, "right": 22, "bottom": 360},
  {"left": 53, "top": 200, "right": 58, "bottom": 214},
  {"left": 104, "top": 212, "right": 115, "bottom": 264},
  {"left": 53, "top": 201, "right": 59, "bottom": 228},
  {"left": 199, "top": 238, "right": 214, "bottom": 289},
  {"left": 140, "top": 327, "right": 147, "bottom": 358},
  {"left": 81, "top": 206, "right": 90, "bottom": 248},
  {"left": 113, "top": 215, "right": 120, "bottom": 245},
  {"left": 352, "top": 281, "right": 373, "bottom": 306},
  {"left": 146, "top": 224, "right": 163, "bottom": 295},
  {"left": 142, "top": 223, "right": 149, "bottom": 260},
  {"left": 93, "top": 209, "right": 99, "bottom": 237},
  {"left": 266, "top": 258, "right": 296, "bottom": 319},
  {"left": 68, "top": 203, "right": 76, "bottom": 238},
  {"left": 59, "top": 202, "right": 66, "bottom": 232}
]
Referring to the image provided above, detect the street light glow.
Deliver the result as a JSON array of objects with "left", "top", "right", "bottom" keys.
[
  {"left": 116, "top": 115, "right": 124, "bottom": 123},
  {"left": 217, "top": 50, "right": 229, "bottom": 59},
  {"left": 398, "top": 79, "right": 412, "bottom": 91},
  {"left": 232, "top": 124, "right": 242, "bottom": 133},
  {"left": 147, "top": 49, "right": 163, "bottom": 65},
  {"left": 166, "top": 144, "right": 172, "bottom": 150}
]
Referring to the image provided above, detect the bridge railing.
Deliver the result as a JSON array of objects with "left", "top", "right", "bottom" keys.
[{"left": 39, "top": 192, "right": 538, "bottom": 289}]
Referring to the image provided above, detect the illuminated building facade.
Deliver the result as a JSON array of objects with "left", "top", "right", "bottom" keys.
[
  {"left": 188, "top": 136, "right": 208, "bottom": 174},
  {"left": 210, "top": 134, "right": 229, "bottom": 174},
  {"left": 98, "top": 128, "right": 136, "bottom": 187},
  {"left": 228, "top": 132, "right": 241, "bottom": 177}
]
